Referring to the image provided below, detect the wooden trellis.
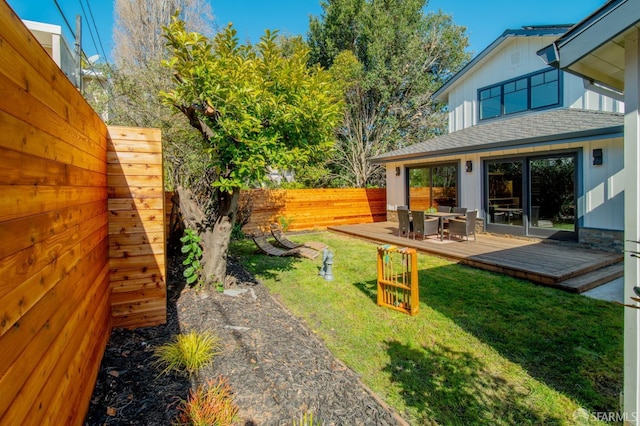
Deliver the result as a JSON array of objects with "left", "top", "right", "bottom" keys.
[{"left": 376, "top": 245, "right": 419, "bottom": 316}]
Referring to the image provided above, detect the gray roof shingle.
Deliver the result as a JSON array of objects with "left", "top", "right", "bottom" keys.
[{"left": 370, "top": 108, "right": 623, "bottom": 163}]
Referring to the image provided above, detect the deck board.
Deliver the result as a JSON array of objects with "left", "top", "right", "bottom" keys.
[{"left": 329, "top": 222, "right": 622, "bottom": 290}]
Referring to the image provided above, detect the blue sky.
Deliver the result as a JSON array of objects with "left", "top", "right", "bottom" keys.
[{"left": 8, "top": 0, "right": 606, "bottom": 64}]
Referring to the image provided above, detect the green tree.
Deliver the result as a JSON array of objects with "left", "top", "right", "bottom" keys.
[
  {"left": 161, "top": 18, "right": 344, "bottom": 284},
  {"left": 308, "top": 0, "right": 470, "bottom": 187}
]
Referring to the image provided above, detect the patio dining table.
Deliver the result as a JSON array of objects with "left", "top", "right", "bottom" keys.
[{"left": 425, "top": 211, "right": 460, "bottom": 241}]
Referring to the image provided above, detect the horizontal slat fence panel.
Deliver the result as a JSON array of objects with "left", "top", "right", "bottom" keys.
[
  {"left": 242, "top": 188, "right": 387, "bottom": 233},
  {"left": 167, "top": 188, "right": 386, "bottom": 236},
  {"left": 107, "top": 126, "right": 166, "bottom": 329},
  {"left": 0, "top": 2, "right": 111, "bottom": 424}
]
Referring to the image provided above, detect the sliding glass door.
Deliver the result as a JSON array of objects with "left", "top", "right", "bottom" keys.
[
  {"left": 529, "top": 156, "right": 576, "bottom": 236},
  {"left": 407, "top": 163, "right": 458, "bottom": 210},
  {"left": 485, "top": 153, "right": 576, "bottom": 239}
]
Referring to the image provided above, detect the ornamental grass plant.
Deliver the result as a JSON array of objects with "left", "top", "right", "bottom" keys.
[
  {"left": 175, "top": 377, "right": 238, "bottom": 426},
  {"left": 153, "top": 330, "right": 220, "bottom": 378}
]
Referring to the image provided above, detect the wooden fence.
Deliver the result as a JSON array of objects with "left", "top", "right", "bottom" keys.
[
  {"left": 108, "top": 127, "right": 166, "bottom": 329},
  {"left": 0, "top": 3, "right": 165, "bottom": 424},
  {"left": 240, "top": 188, "right": 386, "bottom": 233},
  {"left": 168, "top": 188, "right": 386, "bottom": 236}
]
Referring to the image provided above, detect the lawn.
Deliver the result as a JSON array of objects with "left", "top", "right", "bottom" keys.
[{"left": 231, "top": 232, "right": 623, "bottom": 425}]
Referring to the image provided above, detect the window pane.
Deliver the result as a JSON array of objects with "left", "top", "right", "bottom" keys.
[
  {"left": 531, "top": 73, "right": 544, "bottom": 86},
  {"left": 432, "top": 165, "right": 458, "bottom": 207},
  {"left": 504, "top": 89, "right": 527, "bottom": 114},
  {"left": 544, "top": 69, "right": 558, "bottom": 82},
  {"left": 408, "top": 168, "right": 431, "bottom": 210},
  {"left": 504, "top": 82, "right": 515, "bottom": 93},
  {"left": 516, "top": 78, "right": 528, "bottom": 90},
  {"left": 480, "top": 97, "right": 501, "bottom": 119},
  {"left": 530, "top": 156, "right": 575, "bottom": 231},
  {"left": 488, "top": 161, "right": 523, "bottom": 226},
  {"left": 480, "top": 89, "right": 490, "bottom": 100},
  {"left": 408, "top": 165, "right": 457, "bottom": 210},
  {"left": 491, "top": 87, "right": 501, "bottom": 97},
  {"left": 531, "top": 81, "right": 559, "bottom": 108}
]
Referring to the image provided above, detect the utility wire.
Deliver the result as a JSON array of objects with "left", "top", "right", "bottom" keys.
[
  {"left": 53, "top": 0, "right": 76, "bottom": 39},
  {"left": 84, "top": 0, "right": 110, "bottom": 65}
]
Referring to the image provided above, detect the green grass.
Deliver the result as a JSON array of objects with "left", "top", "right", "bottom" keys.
[{"left": 231, "top": 232, "right": 623, "bottom": 425}]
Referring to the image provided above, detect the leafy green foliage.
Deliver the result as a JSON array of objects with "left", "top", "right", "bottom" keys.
[
  {"left": 161, "top": 18, "right": 345, "bottom": 193},
  {"left": 181, "top": 229, "right": 204, "bottom": 286},
  {"left": 153, "top": 330, "right": 220, "bottom": 377},
  {"left": 308, "top": 0, "right": 471, "bottom": 187},
  {"left": 175, "top": 377, "right": 239, "bottom": 426}
]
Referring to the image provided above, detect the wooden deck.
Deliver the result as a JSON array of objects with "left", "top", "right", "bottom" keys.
[{"left": 329, "top": 222, "right": 623, "bottom": 293}]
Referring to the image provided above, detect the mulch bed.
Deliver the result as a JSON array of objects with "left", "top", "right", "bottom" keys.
[{"left": 84, "top": 254, "right": 405, "bottom": 425}]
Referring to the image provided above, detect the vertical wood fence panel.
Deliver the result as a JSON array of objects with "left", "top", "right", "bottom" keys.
[
  {"left": 0, "top": 2, "right": 111, "bottom": 424},
  {"left": 107, "top": 126, "right": 166, "bottom": 329}
]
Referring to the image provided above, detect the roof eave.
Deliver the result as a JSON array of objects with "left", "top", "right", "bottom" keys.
[{"left": 370, "top": 126, "right": 623, "bottom": 164}]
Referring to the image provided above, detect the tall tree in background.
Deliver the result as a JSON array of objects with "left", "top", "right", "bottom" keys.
[
  {"left": 161, "top": 19, "right": 344, "bottom": 285},
  {"left": 109, "top": 0, "right": 215, "bottom": 193},
  {"left": 308, "top": 0, "right": 470, "bottom": 187}
]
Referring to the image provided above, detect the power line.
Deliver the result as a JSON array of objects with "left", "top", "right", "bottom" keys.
[
  {"left": 53, "top": 0, "right": 76, "bottom": 39},
  {"left": 84, "top": 0, "right": 110, "bottom": 64}
]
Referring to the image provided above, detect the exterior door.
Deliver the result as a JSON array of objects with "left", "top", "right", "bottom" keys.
[{"left": 485, "top": 153, "right": 577, "bottom": 240}]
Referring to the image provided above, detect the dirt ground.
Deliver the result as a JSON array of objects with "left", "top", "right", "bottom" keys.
[{"left": 84, "top": 254, "right": 405, "bottom": 425}]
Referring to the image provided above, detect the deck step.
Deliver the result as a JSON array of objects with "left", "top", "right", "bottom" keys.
[{"left": 556, "top": 262, "right": 624, "bottom": 293}]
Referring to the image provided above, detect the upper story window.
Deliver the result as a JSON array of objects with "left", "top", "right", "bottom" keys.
[{"left": 479, "top": 68, "right": 561, "bottom": 120}]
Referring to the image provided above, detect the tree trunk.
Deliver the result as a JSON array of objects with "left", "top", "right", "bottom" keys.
[{"left": 173, "top": 186, "right": 239, "bottom": 287}]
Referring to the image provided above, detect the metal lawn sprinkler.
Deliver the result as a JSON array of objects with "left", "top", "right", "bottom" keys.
[
  {"left": 319, "top": 248, "right": 329, "bottom": 276},
  {"left": 324, "top": 249, "right": 334, "bottom": 281}
]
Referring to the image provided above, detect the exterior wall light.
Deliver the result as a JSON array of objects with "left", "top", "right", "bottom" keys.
[
  {"left": 593, "top": 148, "right": 603, "bottom": 165},
  {"left": 465, "top": 160, "right": 473, "bottom": 172},
  {"left": 395, "top": 166, "right": 401, "bottom": 176}
]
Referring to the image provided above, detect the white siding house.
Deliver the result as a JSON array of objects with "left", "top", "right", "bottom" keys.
[{"left": 372, "top": 25, "right": 624, "bottom": 251}]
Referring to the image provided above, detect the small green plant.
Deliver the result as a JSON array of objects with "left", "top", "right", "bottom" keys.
[
  {"left": 175, "top": 377, "right": 239, "bottom": 426},
  {"left": 181, "top": 229, "right": 203, "bottom": 286},
  {"left": 293, "top": 412, "right": 322, "bottom": 426},
  {"left": 230, "top": 222, "right": 245, "bottom": 241},
  {"left": 426, "top": 206, "right": 437, "bottom": 213},
  {"left": 153, "top": 330, "right": 219, "bottom": 377},
  {"left": 278, "top": 215, "right": 294, "bottom": 232}
]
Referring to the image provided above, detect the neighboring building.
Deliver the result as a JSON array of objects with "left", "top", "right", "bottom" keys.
[
  {"left": 23, "top": 19, "right": 77, "bottom": 84},
  {"left": 24, "top": 19, "right": 109, "bottom": 120},
  {"left": 371, "top": 25, "right": 624, "bottom": 251}
]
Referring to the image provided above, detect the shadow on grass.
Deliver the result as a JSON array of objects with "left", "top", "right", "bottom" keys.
[
  {"left": 352, "top": 261, "right": 622, "bottom": 415},
  {"left": 417, "top": 262, "right": 623, "bottom": 413},
  {"left": 384, "top": 340, "right": 561, "bottom": 425},
  {"left": 230, "top": 238, "right": 308, "bottom": 280}
]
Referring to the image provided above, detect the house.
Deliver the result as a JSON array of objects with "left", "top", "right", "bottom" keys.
[
  {"left": 371, "top": 24, "right": 625, "bottom": 252},
  {"left": 537, "top": 0, "right": 640, "bottom": 421},
  {"left": 23, "top": 19, "right": 109, "bottom": 120},
  {"left": 23, "top": 19, "right": 77, "bottom": 84}
]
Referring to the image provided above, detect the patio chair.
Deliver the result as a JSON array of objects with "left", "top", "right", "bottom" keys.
[
  {"left": 410, "top": 210, "right": 440, "bottom": 240},
  {"left": 452, "top": 207, "right": 467, "bottom": 218},
  {"left": 493, "top": 212, "right": 505, "bottom": 224},
  {"left": 397, "top": 208, "right": 412, "bottom": 238},
  {"left": 437, "top": 206, "right": 451, "bottom": 213},
  {"left": 252, "top": 234, "right": 320, "bottom": 259},
  {"left": 448, "top": 210, "right": 477, "bottom": 243},
  {"left": 270, "top": 224, "right": 328, "bottom": 252}
]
